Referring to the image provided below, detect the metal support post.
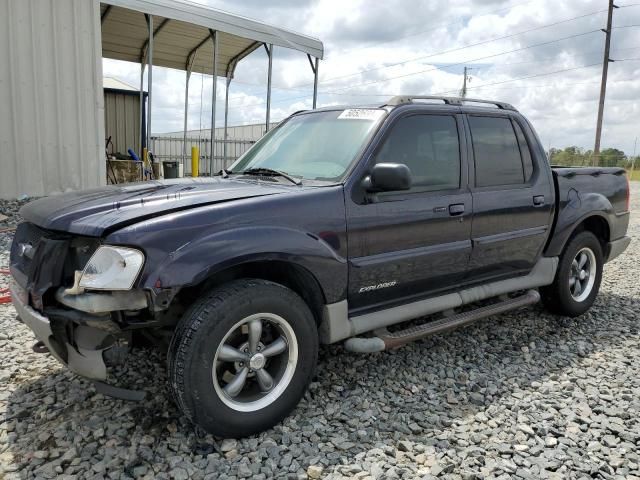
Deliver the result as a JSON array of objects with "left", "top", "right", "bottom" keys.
[
  {"left": 313, "top": 57, "right": 319, "bottom": 109},
  {"left": 145, "top": 14, "right": 153, "bottom": 158},
  {"left": 182, "top": 69, "right": 191, "bottom": 170},
  {"left": 265, "top": 44, "right": 273, "bottom": 132},
  {"left": 139, "top": 63, "right": 145, "bottom": 158},
  {"left": 209, "top": 29, "right": 218, "bottom": 175},
  {"left": 224, "top": 76, "right": 231, "bottom": 161},
  {"left": 307, "top": 54, "right": 319, "bottom": 109}
]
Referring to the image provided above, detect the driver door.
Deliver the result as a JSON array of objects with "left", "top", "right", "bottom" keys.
[{"left": 346, "top": 112, "right": 472, "bottom": 311}]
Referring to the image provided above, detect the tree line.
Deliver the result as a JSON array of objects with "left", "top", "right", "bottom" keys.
[{"left": 548, "top": 146, "right": 639, "bottom": 168}]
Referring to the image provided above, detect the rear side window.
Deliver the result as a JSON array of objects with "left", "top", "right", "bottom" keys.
[
  {"left": 468, "top": 116, "right": 526, "bottom": 187},
  {"left": 374, "top": 114, "right": 460, "bottom": 192},
  {"left": 512, "top": 121, "right": 534, "bottom": 182}
]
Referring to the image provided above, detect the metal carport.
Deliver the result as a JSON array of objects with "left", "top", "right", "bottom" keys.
[{"left": 100, "top": 0, "right": 324, "bottom": 175}]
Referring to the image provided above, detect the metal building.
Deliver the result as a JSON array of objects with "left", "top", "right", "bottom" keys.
[
  {"left": 104, "top": 77, "right": 146, "bottom": 157},
  {"left": 0, "top": 0, "right": 105, "bottom": 199},
  {"left": 0, "top": 0, "right": 323, "bottom": 199}
]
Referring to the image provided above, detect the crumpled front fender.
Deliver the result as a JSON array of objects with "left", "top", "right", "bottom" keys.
[{"left": 144, "top": 226, "right": 348, "bottom": 304}]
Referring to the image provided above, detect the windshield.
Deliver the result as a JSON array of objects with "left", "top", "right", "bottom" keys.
[{"left": 230, "top": 109, "right": 385, "bottom": 182}]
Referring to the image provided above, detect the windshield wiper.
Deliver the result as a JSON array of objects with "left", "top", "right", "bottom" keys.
[
  {"left": 238, "top": 167, "right": 302, "bottom": 185},
  {"left": 215, "top": 168, "right": 232, "bottom": 178}
]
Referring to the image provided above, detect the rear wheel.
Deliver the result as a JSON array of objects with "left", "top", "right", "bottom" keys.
[
  {"left": 168, "top": 279, "right": 318, "bottom": 437},
  {"left": 541, "top": 231, "right": 603, "bottom": 317}
]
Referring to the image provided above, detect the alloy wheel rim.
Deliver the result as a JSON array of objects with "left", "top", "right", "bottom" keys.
[
  {"left": 212, "top": 313, "right": 298, "bottom": 412},
  {"left": 569, "top": 247, "right": 596, "bottom": 302}
]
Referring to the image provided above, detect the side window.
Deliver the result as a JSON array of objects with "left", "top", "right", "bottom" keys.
[
  {"left": 468, "top": 116, "right": 525, "bottom": 187},
  {"left": 512, "top": 120, "right": 534, "bottom": 182},
  {"left": 374, "top": 115, "right": 460, "bottom": 192}
]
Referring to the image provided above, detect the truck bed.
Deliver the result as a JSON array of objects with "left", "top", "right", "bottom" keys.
[{"left": 546, "top": 166, "right": 630, "bottom": 258}]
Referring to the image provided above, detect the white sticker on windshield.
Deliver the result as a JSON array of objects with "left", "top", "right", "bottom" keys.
[{"left": 338, "top": 109, "right": 385, "bottom": 120}]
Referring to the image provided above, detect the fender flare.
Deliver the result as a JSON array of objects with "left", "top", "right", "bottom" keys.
[
  {"left": 142, "top": 226, "right": 348, "bottom": 304},
  {"left": 545, "top": 191, "right": 614, "bottom": 257}
]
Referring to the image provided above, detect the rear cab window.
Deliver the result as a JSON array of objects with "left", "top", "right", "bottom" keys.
[{"left": 468, "top": 115, "right": 533, "bottom": 187}]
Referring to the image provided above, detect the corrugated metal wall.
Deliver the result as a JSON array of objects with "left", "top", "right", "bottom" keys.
[
  {"left": 0, "top": 0, "right": 105, "bottom": 199},
  {"left": 151, "top": 136, "right": 257, "bottom": 175},
  {"left": 161, "top": 123, "right": 277, "bottom": 140},
  {"left": 151, "top": 123, "right": 277, "bottom": 175},
  {"left": 104, "top": 91, "right": 141, "bottom": 156}
]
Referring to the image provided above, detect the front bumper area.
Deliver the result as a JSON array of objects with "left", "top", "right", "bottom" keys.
[{"left": 10, "top": 280, "right": 109, "bottom": 380}]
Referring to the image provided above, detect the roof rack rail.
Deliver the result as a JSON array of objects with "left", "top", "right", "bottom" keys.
[{"left": 385, "top": 95, "right": 516, "bottom": 111}]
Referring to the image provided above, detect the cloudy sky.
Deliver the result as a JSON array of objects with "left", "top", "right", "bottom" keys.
[{"left": 103, "top": 0, "right": 640, "bottom": 154}]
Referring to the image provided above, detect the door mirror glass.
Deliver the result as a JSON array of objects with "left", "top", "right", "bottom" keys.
[{"left": 364, "top": 163, "right": 412, "bottom": 192}]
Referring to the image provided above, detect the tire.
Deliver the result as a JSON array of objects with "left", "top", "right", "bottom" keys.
[
  {"left": 168, "top": 279, "right": 318, "bottom": 438},
  {"left": 541, "top": 231, "right": 603, "bottom": 317}
]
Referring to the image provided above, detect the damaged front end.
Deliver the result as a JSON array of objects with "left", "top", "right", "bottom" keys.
[{"left": 9, "top": 222, "right": 165, "bottom": 400}]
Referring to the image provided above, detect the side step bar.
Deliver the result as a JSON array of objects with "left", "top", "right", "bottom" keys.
[{"left": 344, "top": 289, "right": 540, "bottom": 352}]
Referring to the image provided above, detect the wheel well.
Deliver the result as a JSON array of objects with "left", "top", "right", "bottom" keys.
[
  {"left": 177, "top": 261, "right": 327, "bottom": 326},
  {"left": 572, "top": 216, "right": 610, "bottom": 250}
]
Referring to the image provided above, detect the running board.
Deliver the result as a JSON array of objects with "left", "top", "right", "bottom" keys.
[{"left": 344, "top": 289, "right": 540, "bottom": 352}]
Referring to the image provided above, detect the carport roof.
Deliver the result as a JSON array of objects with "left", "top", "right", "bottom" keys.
[{"left": 100, "top": 0, "right": 324, "bottom": 77}]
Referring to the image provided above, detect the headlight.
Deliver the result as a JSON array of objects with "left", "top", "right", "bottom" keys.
[{"left": 79, "top": 246, "right": 144, "bottom": 290}]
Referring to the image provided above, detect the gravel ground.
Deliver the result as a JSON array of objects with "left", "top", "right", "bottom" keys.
[{"left": 0, "top": 185, "right": 638, "bottom": 480}]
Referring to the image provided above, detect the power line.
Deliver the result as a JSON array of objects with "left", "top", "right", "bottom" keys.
[
  {"left": 225, "top": 65, "right": 637, "bottom": 124},
  {"left": 222, "top": 74, "right": 638, "bottom": 126},
  {"left": 446, "top": 75, "right": 636, "bottom": 93},
  {"left": 228, "top": 28, "right": 602, "bottom": 108},
  {"left": 289, "top": 8, "right": 609, "bottom": 89},
  {"left": 228, "top": 7, "right": 639, "bottom": 97},
  {"left": 227, "top": 44, "right": 640, "bottom": 95},
  {"left": 326, "top": 0, "right": 536, "bottom": 58},
  {"left": 432, "top": 59, "right": 640, "bottom": 96},
  {"left": 224, "top": 55, "right": 639, "bottom": 118},
  {"left": 433, "top": 63, "right": 601, "bottom": 95},
  {"left": 222, "top": 6, "right": 640, "bottom": 122},
  {"left": 323, "top": 30, "right": 602, "bottom": 93}
]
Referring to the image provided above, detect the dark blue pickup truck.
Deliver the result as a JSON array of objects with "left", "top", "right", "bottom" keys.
[{"left": 9, "top": 96, "right": 630, "bottom": 437}]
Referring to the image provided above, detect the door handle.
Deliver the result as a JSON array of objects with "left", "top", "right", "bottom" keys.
[
  {"left": 533, "top": 195, "right": 545, "bottom": 206},
  {"left": 448, "top": 203, "right": 465, "bottom": 216}
]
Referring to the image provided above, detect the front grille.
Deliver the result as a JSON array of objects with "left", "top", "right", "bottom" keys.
[
  {"left": 10, "top": 223, "right": 49, "bottom": 287},
  {"left": 10, "top": 223, "right": 71, "bottom": 295}
]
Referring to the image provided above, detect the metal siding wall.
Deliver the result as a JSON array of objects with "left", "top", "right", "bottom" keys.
[
  {"left": 104, "top": 91, "right": 140, "bottom": 155},
  {"left": 0, "top": 0, "right": 104, "bottom": 199}
]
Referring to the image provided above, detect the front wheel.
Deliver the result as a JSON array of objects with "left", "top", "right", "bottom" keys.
[
  {"left": 168, "top": 279, "right": 318, "bottom": 438},
  {"left": 541, "top": 231, "right": 603, "bottom": 317}
]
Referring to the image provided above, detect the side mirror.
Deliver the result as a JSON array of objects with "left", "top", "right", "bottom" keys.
[{"left": 362, "top": 163, "right": 411, "bottom": 192}]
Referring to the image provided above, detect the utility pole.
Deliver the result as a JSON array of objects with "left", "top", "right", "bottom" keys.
[
  {"left": 460, "top": 66, "right": 472, "bottom": 98},
  {"left": 593, "top": 0, "right": 618, "bottom": 166},
  {"left": 630, "top": 136, "right": 638, "bottom": 180}
]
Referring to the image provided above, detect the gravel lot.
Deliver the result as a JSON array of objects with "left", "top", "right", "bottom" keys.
[{"left": 0, "top": 185, "right": 638, "bottom": 480}]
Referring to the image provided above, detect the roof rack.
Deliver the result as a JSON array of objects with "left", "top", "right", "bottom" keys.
[{"left": 385, "top": 95, "right": 516, "bottom": 111}]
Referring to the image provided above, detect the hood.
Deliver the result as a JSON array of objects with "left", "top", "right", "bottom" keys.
[{"left": 20, "top": 177, "right": 290, "bottom": 236}]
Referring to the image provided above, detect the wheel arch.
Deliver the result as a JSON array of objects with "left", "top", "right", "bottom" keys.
[
  {"left": 546, "top": 211, "right": 612, "bottom": 258},
  {"left": 574, "top": 215, "right": 610, "bottom": 250},
  {"left": 175, "top": 258, "right": 328, "bottom": 326}
]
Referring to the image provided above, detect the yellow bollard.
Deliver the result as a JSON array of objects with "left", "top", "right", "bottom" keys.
[{"left": 191, "top": 146, "right": 199, "bottom": 177}]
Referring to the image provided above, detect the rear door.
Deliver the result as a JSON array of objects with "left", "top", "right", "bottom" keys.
[
  {"left": 465, "top": 113, "right": 553, "bottom": 282},
  {"left": 346, "top": 111, "right": 472, "bottom": 311}
]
